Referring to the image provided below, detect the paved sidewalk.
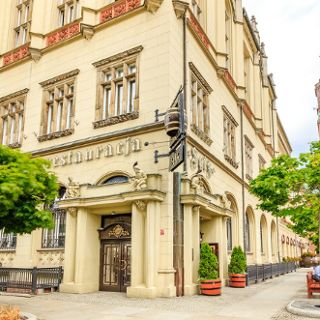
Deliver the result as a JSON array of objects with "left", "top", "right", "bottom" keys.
[{"left": 0, "top": 269, "right": 312, "bottom": 320}]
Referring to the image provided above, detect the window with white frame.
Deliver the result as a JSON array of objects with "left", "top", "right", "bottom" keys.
[
  {"left": 0, "top": 89, "right": 27, "bottom": 148},
  {"left": 226, "top": 217, "right": 232, "bottom": 251},
  {"left": 244, "top": 211, "right": 250, "bottom": 252},
  {"left": 223, "top": 106, "right": 238, "bottom": 168},
  {"left": 93, "top": 47, "right": 142, "bottom": 128},
  {"left": 244, "top": 136, "right": 254, "bottom": 180},
  {"left": 39, "top": 70, "right": 78, "bottom": 141},
  {"left": 0, "top": 229, "right": 17, "bottom": 250},
  {"left": 191, "top": 73, "right": 209, "bottom": 134},
  {"left": 42, "top": 187, "right": 66, "bottom": 249},
  {"left": 14, "top": 0, "right": 32, "bottom": 47},
  {"left": 57, "top": 0, "right": 79, "bottom": 27}
]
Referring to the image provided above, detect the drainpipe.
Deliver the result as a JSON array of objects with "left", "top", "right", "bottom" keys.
[
  {"left": 240, "top": 102, "right": 246, "bottom": 251},
  {"left": 173, "top": 9, "right": 188, "bottom": 298},
  {"left": 271, "top": 99, "right": 281, "bottom": 263}
]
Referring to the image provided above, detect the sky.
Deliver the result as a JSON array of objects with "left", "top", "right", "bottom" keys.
[{"left": 242, "top": 0, "right": 320, "bottom": 156}]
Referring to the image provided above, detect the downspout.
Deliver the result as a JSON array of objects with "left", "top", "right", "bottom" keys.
[
  {"left": 240, "top": 102, "right": 246, "bottom": 251},
  {"left": 271, "top": 99, "right": 281, "bottom": 263}
]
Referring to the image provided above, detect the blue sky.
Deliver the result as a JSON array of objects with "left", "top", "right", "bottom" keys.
[{"left": 242, "top": 0, "right": 320, "bottom": 156}]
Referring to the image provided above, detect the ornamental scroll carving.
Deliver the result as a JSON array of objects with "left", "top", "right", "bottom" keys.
[
  {"left": 131, "top": 162, "right": 147, "bottom": 191},
  {"left": 66, "top": 177, "right": 81, "bottom": 198},
  {"left": 3, "top": 44, "right": 30, "bottom": 66},
  {"left": 99, "top": 223, "right": 131, "bottom": 240},
  {"left": 46, "top": 22, "right": 80, "bottom": 47},
  {"left": 188, "top": 147, "right": 214, "bottom": 179},
  {"left": 100, "top": 0, "right": 141, "bottom": 23}
]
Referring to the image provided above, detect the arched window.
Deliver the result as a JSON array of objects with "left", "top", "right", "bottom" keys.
[
  {"left": 244, "top": 211, "right": 250, "bottom": 252},
  {"left": 101, "top": 175, "right": 129, "bottom": 185},
  {"left": 260, "top": 220, "right": 263, "bottom": 253},
  {"left": 271, "top": 221, "right": 277, "bottom": 255},
  {"left": 226, "top": 217, "right": 232, "bottom": 251}
]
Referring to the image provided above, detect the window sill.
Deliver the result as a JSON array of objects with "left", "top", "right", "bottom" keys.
[
  {"left": 7, "top": 142, "right": 22, "bottom": 149},
  {"left": 0, "top": 249, "right": 16, "bottom": 253},
  {"left": 37, "top": 248, "right": 64, "bottom": 252},
  {"left": 224, "top": 154, "right": 239, "bottom": 169},
  {"left": 245, "top": 252, "right": 253, "bottom": 255},
  {"left": 37, "top": 128, "right": 74, "bottom": 142},
  {"left": 93, "top": 111, "right": 139, "bottom": 129},
  {"left": 191, "top": 124, "right": 212, "bottom": 146}
]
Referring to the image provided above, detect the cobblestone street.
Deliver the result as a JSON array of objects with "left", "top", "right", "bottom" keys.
[{"left": 0, "top": 268, "right": 316, "bottom": 320}]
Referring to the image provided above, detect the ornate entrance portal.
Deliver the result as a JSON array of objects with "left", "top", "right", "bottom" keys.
[{"left": 99, "top": 215, "right": 131, "bottom": 292}]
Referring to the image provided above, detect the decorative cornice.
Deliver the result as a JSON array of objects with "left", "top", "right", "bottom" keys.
[
  {"left": 39, "top": 69, "right": 80, "bottom": 87},
  {"left": 92, "top": 46, "right": 143, "bottom": 68},
  {"left": 188, "top": 14, "right": 209, "bottom": 49},
  {"left": 31, "top": 121, "right": 163, "bottom": 156},
  {"left": 218, "top": 68, "right": 237, "bottom": 93},
  {"left": 0, "top": 88, "right": 29, "bottom": 103},
  {"left": 189, "top": 62, "right": 213, "bottom": 93},
  {"left": 100, "top": 0, "right": 141, "bottom": 23},
  {"left": 222, "top": 105, "right": 238, "bottom": 127},
  {"left": 190, "top": 124, "right": 212, "bottom": 146},
  {"left": 46, "top": 22, "right": 80, "bottom": 47},
  {"left": 172, "top": 0, "right": 189, "bottom": 18},
  {"left": 93, "top": 111, "right": 139, "bottom": 129},
  {"left": 2, "top": 44, "right": 30, "bottom": 66},
  {"left": 146, "top": 0, "right": 164, "bottom": 13},
  {"left": 37, "top": 129, "right": 74, "bottom": 142}
]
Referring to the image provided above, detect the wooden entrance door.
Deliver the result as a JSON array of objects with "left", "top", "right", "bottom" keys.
[{"left": 100, "top": 240, "right": 131, "bottom": 292}]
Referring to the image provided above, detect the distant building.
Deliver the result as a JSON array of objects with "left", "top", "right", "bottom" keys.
[{"left": 0, "top": 0, "right": 310, "bottom": 298}]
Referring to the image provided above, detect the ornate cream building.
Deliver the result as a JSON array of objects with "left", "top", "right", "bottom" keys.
[{"left": 0, "top": 0, "right": 309, "bottom": 298}]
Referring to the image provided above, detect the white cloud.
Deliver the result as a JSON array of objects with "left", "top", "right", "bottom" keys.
[{"left": 242, "top": 0, "right": 320, "bottom": 156}]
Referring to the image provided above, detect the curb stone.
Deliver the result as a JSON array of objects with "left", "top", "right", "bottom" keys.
[{"left": 287, "top": 300, "right": 320, "bottom": 319}]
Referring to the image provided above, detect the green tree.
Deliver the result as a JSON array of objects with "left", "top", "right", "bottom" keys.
[
  {"left": 249, "top": 141, "right": 320, "bottom": 250},
  {"left": 198, "top": 242, "right": 219, "bottom": 280},
  {"left": 228, "top": 246, "right": 247, "bottom": 274},
  {"left": 0, "top": 145, "right": 59, "bottom": 234}
]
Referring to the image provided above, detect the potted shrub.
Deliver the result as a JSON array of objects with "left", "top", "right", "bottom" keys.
[
  {"left": 228, "top": 246, "right": 247, "bottom": 288},
  {"left": 198, "top": 242, "right": 221, "bottom": 295}
]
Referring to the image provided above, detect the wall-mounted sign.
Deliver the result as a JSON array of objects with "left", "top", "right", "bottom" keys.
[
  {"left": 50, "top": 137, "right": 142, "bottom": 167},
  {"left": 169, "top": 141, "right": 184, "bottom": 172}
]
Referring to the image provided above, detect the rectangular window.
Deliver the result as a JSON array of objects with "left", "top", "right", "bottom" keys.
[
  {"left": 14, "top": 0, "right": 32, "bottom": 47},
  {"left": 223, "top": 106, "right": 238, "bottom": 168},
  {"left": 42, "top": 209, "right": 66, "bottom": 249},
  {"left": 245, "top": 136, "right": 254, "bottom": 180},
  {"left": 0, "top": 229, "right": 17, "bottom": 250},
  {"left": 191, "top": 73, "right": 210, "bottom": 134},
  {"left": 93, "top": 48, "right": 142, "bottom": 128},
  {"left": 0, "top": 90, "right": 27, "bottom": 148},
  {"left": 39, "top": 70, "right": 79, "bottom": 142},
  {"left": 57, "top": 0, "right": 79, "bottom": 27}
]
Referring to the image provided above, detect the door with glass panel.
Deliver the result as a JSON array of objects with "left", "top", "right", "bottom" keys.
[{"left": 100, "top": 240, "right": 131, "bottom": 292}]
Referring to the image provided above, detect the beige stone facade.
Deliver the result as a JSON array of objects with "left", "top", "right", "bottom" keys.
[{"left": 0, "top": 0, "right": 310, "bottom": 298}]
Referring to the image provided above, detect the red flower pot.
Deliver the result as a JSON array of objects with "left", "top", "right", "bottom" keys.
[
  {"left": 200, "top": 279, "right": 221, "bottom": 295},
  {"left": 229, "top": 274, "right": 246, "bottom": 288}
]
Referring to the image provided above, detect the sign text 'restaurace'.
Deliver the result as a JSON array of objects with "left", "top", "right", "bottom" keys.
[{"left": 50, "top": 138, "right": 141, "bottom": 167}]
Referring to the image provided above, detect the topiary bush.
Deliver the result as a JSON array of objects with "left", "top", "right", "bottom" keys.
[
  {"left": 198, "top": 242, "right": 219, "bottom": 280},
  {"left": 228, "top": 246, "right": 247, "bottom": 274}
]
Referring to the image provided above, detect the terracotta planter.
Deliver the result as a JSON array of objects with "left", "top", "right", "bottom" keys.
[
  {"left": 229, "top": 273, "right": 246, "bottom": 288},
  {"left": 200, "top": 279, "right": 221, "bottom": 296}
]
